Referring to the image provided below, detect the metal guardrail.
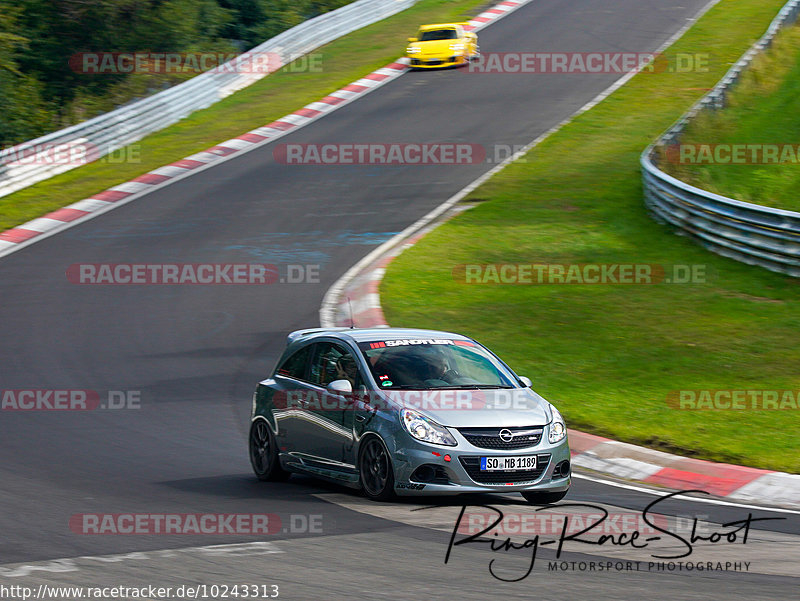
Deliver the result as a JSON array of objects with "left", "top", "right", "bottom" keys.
[
  {"left": 641, "top": 0, "right": 800, "bottom": 277},
  {"left": 0, "top": 0, "right": 416, "bottom": 198}
]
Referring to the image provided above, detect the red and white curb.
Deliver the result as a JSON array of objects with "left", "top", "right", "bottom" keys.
[
  {"left": 0, "top": 0, "right": 533, "bottom": 260},
  {"left": 569, "top": 430, "right": 800, "bottom": 508}
]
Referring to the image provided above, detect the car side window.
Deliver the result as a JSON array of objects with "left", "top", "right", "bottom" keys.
[
  {"left": 275, "top": 344, "right": 313, "bottom": 381},
  {"left": 310, "top": 342, "right": 363, "bottom": 390}
]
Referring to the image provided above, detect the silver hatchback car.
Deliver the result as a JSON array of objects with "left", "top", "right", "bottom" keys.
[{"left": 249, "top": 327, "right": 570, "bottom": 503}]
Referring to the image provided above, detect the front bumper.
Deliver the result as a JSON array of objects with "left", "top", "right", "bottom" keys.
[
  {"left": 407, "top": 54, "right": 467, "bottom": 68},
  {"left": 391, "top": 429, "right": 571, "bottom": 496}
]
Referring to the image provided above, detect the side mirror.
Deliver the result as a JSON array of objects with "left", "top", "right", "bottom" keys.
[
  {"left": 407, "top": 37, "right": 417, "bottom": 42},
  {"left": 519, "top": 376, "right": 532, "bottom": 388},
  {"left": 327, "top": 379, "right": 353, "bottom": 395}
]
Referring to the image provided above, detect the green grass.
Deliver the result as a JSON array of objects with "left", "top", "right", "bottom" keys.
[
  {"left": 381, "top": 0, "right": 800, "bottom": 473},
  {"left": 662, "top": 22, "right": 800, "bottom": 212},
  {"left": 0, "top": 0, "right": 487, "bottom": 231}
]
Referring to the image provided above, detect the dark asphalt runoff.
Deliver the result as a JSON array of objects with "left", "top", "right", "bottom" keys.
[{"left": 1, "top": 0, "right": 796, "bottom": 599}]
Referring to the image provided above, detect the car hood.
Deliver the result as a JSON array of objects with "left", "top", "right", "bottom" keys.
[
  {"left": 413, "top": 39, "right": 460, "bottom": 56},
  {"left": 379, "top": 387, "right": 552, "bottom": 427}
]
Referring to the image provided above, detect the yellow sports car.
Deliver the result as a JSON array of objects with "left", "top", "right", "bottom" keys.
[{"left": 405, "top": 23, "right": 479, "bottom": 69}]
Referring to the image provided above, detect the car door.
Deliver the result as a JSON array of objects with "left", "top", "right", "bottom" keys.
[
  {"left": 270, "top": 341, "right": 318, "bottom": 461},
  {"left": 300, "top": 341, "right": 363, "bottom": 470}
]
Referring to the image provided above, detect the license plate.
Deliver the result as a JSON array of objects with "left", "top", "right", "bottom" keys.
[{"left": 480, "top": 455, "right": 537, "bottom": 471}]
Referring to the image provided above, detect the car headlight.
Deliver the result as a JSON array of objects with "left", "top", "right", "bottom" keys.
[
  {"left": 401, "top": 408, "right": 457, "bottom": 446},
  {"left": 548, "top": 406, "right": 567, "bottom": 444},
  {"left": 449, "top": 43, "right": 465, "bottom": 51},
  {"left": 406, "top": 46, "right": 421, "bottom": 54}
]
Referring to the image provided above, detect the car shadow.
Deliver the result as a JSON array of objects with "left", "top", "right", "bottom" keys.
[{"left": 160, "top": 473, "right": 535, "bottom": 507}]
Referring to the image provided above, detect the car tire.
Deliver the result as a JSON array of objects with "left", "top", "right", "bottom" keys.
[
  {"left": 249, "top": 419, "right": 290, "bottom": 482},
  {"left": 358, "top": 436, "right": 396, "bottom": 501},
  {"left": 521, "top": 490, "right": 568, "bottom": 505}
]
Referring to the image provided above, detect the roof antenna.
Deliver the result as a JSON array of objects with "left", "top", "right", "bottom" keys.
[{"left": 347, "top": 297, "right": 356, "bottom": 329}]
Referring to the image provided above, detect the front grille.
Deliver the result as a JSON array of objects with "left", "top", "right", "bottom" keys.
[
  {"left": 460, "top": 454, "right": 551, "bottom": 484},
  {"left": 458, "top": 426, "right": 543, "bottom": 450}
]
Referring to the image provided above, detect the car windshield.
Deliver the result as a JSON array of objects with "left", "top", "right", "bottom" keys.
[
  {"left": 419, "top": 29, "right": 458, "bottom": 41},
  {"left": 359, "top": 339, "right": 517, "bottom": 390}
]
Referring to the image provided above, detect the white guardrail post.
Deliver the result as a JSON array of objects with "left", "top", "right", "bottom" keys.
[
  {"left": 641, "top": 0, "right": 800, "bottom": 277},
  {"left": 0, "top": 0, "right": 416, "bottom": 198}
]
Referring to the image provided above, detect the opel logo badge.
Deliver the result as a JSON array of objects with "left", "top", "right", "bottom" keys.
[{"left": 499, "top": 429, "right": 514, "bottom": 442}]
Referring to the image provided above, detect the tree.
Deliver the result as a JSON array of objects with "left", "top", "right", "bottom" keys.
[{"left": 0, "top": 1, "right": 51, "bottom": 146}]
